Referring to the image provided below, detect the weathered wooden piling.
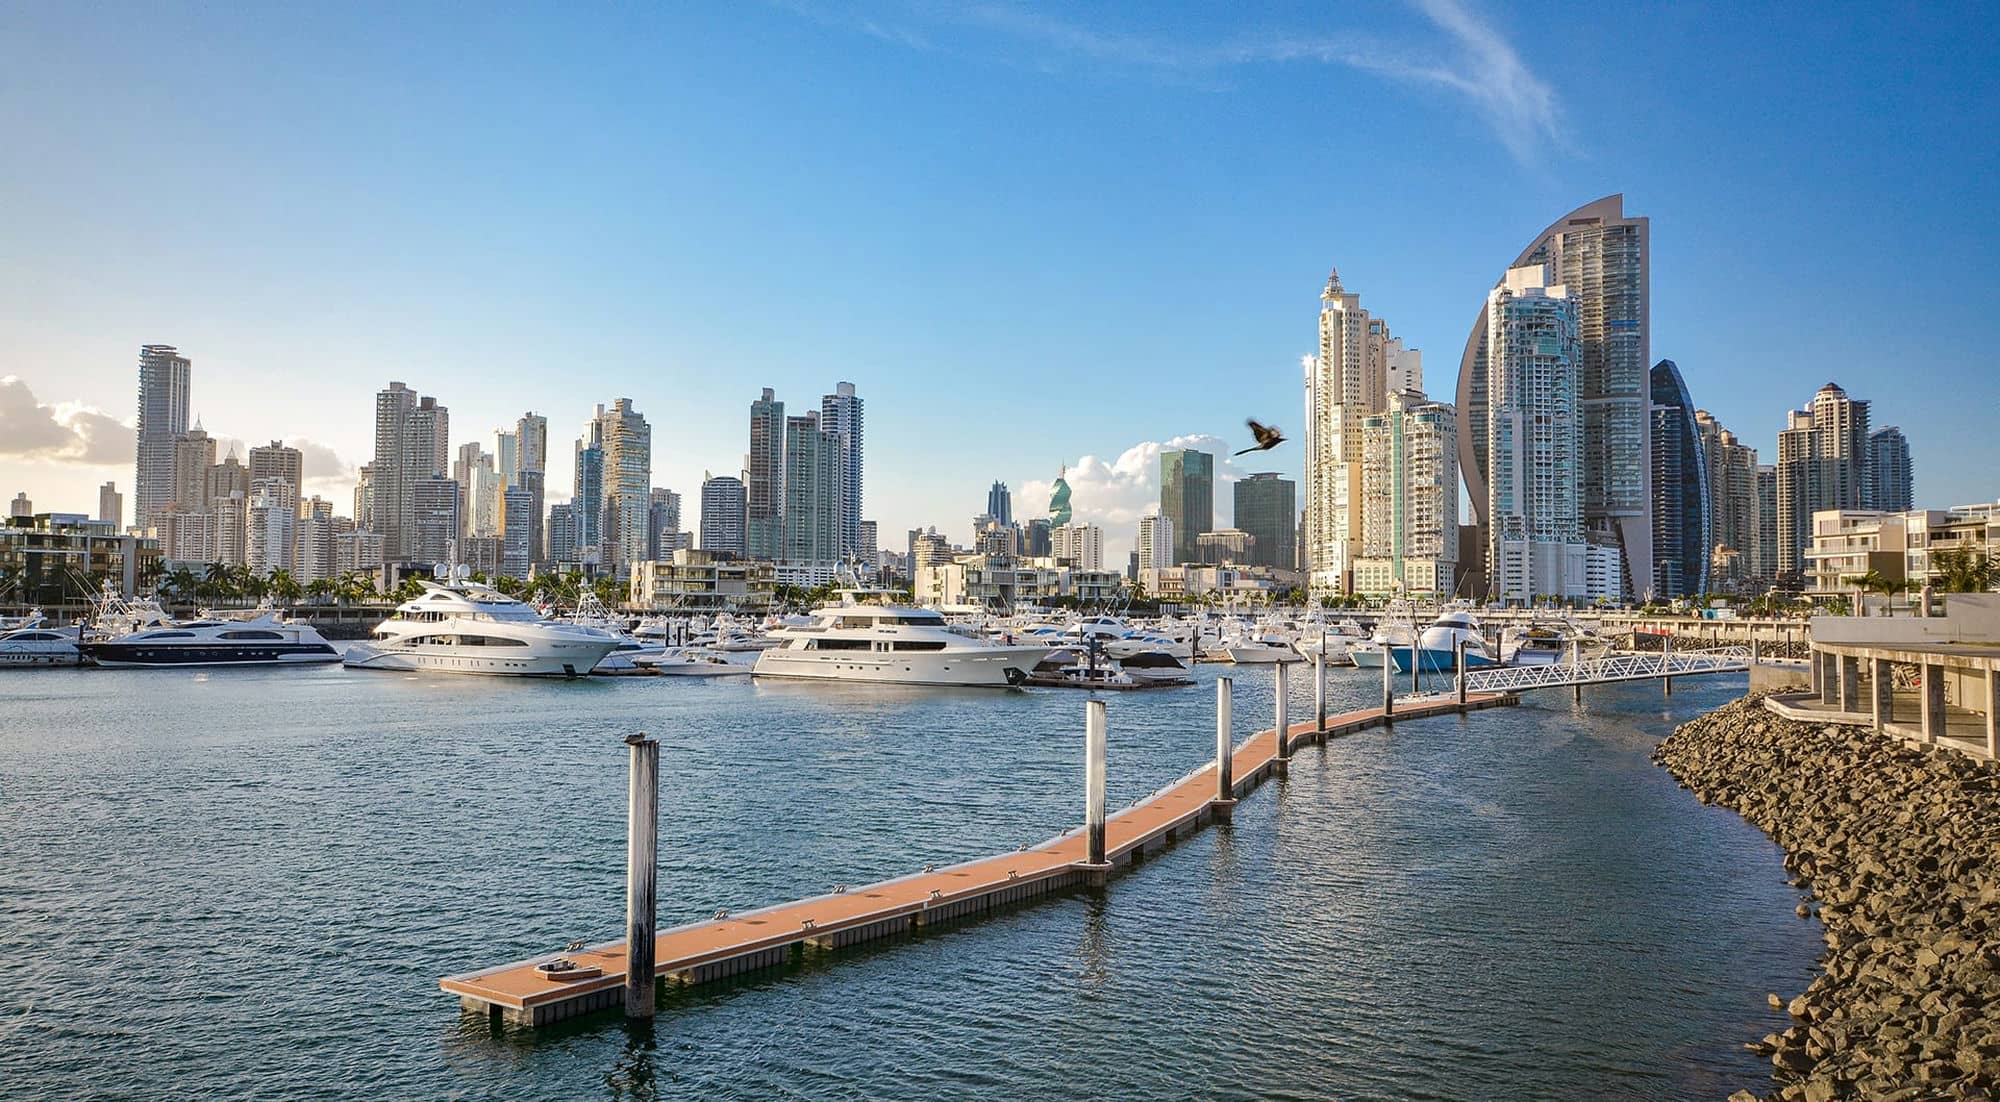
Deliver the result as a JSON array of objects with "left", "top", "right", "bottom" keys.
[
  {"left": 624, "top": 733, "right": 659, "bottom": 1019},
  {"left": 1455, "top": 638, "right": 1467, "bottom": 705},
  {"left": 1314, "top": 631, "right": 1327, "bottom": 731},
  {"left": 1662, "top": 633, "right": 1673, "bottom": 697},
  {"left": 1381, "top": 647, "right": 1394, "bottom": 723}
]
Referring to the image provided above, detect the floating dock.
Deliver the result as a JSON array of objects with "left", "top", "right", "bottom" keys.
[{"left": 443, "top": 692, "right": 1515, "bottom": 1027}]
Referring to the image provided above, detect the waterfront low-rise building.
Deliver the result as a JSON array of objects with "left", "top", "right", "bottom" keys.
[
  {"left": 630, "top": 549, "right": 776, "bottom": 612},
  {"left": 1805, "top": 503, "right": 2000, "bottom": 597},
  {"left": 1, "top": 513, "right": 161, "bottom": 607}
]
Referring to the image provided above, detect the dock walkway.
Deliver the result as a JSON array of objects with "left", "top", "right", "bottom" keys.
[{"left": 444, "top": 692, "right": 1515, "bottom": 1026}]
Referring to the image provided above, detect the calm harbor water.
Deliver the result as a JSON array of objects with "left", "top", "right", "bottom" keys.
[{"left": 0, "top": 662, "right": 1817, "bottom": 1100}]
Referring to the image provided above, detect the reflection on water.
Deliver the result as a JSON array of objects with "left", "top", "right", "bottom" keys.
[{"left": 0, "top": 664, "right": 1815, "bottom": 1100}]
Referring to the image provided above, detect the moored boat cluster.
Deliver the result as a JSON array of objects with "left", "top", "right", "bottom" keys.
[{"left": 1653, "top": 695, "right": 2000, "bottom": 1101}]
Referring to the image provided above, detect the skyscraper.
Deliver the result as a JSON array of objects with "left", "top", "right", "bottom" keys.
[
  {"left": 495, "top": 430, "right": 518, "bottom": 488},
  {"left": 857, "top": 519, "right": 879, "bottom": 578},
  {"left": 134, "top": 344, "right": 191, "bottom": 530},
  {"left": 453, "top": 442, "right": 492, "bottom": 538},
  {"left": 986, "top": 481, "right": 1013, "bottom": 527},
  {"left": 371, "top": 382, "right": 449, "bottom": 561},
  {"left": 171, "top": 425, "right": 216, "bottom": 513},
  {"left": 1756, "top": 465, "right": 1779, "bottom": 586},
  {"left": 594, "top": 399, "right": 651, "bottom": 572},
  {"left": 572, "top": 439, "right": 604, "bottom": 563},
  {"left": 746, "top": 388, "right": 785, "bottom": 560},
  {"left": 10, "top": 492, "right": 32, "bottom": 518},
  {"left": 699, "top": 474, "right": 747, "bottom": 556},
  {"left": 1483, "top": 264, "right": 1614, "bottom": 604},
  {"left": 501, "top": 486, "right": 534, "bottom": 577},
  {"left": 1355, "top": 392, "right": 1459, "bottom": 597},
  {"left": 1776, "top": 383, "right": 1870, "bottom": 578},
  {"left": 246, "top": 482, "right": 295, "bottom": 577},
  {"left": 781, "top": 414, "right": 837, "bottom": 563},
  {"left": 1303, "top": 269, "right": 1385, "bottom": 592},
  {"left": 1459, "top": 195, "right": 1651, "bottom": 598},
  {"left": 99, "top": 482, "right": 122, "bottom": 529},
  {"left": 410, "top": 477, "right": 459, "bottom": 564},
  {"left": 1865, "top": 426, "right": 1912, "bottom": 512},
  {"left": 1159, "top": 449, "right": 1213, "bottom": 565},
  {"left": 516, "top": 413, "right": 548, "bottom": 564},
  {"left": 1648, "top": 360, "right": 1710, "bottom": 599},
  {"left": 1050, "top": 524, "right": 1104, "bottom": 571},
  {"left": 1697, "top": 411, "right": 1761, "bottom": 593},
  {"left": 1137, "top": 514, "right": 1175, "bottom": 572},
  {"left": 647, "top": 488, "right": 682, "bottom": 559},
  {"left": 1233, "top": 473, "right": 1298, "bottom": 570},
  {"left": 820, "top": 382, "right": 863, "bottom": 561},
  {"left": 248, "top": 440, "right": 304, "bottom": 517}
]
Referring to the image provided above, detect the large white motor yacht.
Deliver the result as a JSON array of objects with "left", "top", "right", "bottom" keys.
[
  {"left": 79, "top": 612, "right": 340, "bottom": 668},
  {"left": 0, "top": 618, "right": 86, "bottom": 667},
  {"left": 343, "top": 580, "right": 620, "bottom": 677},
  {"left": 753, "top": 595, "right": 1050, "bottom": 687}
]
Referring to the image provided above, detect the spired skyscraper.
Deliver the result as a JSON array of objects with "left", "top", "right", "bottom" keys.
[
  {"left": 986, "top": 481, "right": 1013, "bottom": 528},
  {"left": 134, "top": 344, "right": 192, "bottom": 531},
  {"left": 1159, "top": 450, "right": 1213, "bottom": 565},
  {"left": 1648, "top": 360, "right": 1711, "bottom": 600},
  {"left": 1458, "top": 195, "right": 1651, "bottom": 599}
]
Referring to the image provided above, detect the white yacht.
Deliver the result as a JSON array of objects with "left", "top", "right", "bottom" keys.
[
  {"left": 1389, "top": 609, "right": 1499, "bottom": 674},
  {"left": 343, "top": 580, "right": 620, "bottom": 677},
  {"left": 1117, "top": 649, "right": 1194, "bottom": 684},
  {"left": 634, "top": 646, "right": 755, "bottom": 677},
  {"left": 0, "top": 620, "right": 85, "bottom": 667},
  {"left": 753, "top": 594, "right": 1050, "bottom": 687},
  {"left": 1350, "top": 614, "right": 1418, "bottom": 669},
  {"left": 79, "top": 612, "right": 340, "bottom": 668}
]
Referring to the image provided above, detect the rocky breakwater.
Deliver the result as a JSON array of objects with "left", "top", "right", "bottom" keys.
[{"left": 1655, "top": 694, "right": 2000, "bottom": 1101}]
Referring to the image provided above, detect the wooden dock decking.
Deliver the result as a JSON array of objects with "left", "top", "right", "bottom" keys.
[{"left": 443, "top": 692, "right": 1516, "bottom": 1026}]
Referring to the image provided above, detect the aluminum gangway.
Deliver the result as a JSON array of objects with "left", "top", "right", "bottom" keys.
[{"left": 1460, "top": 646, "right": 1751, "bottom": 695}]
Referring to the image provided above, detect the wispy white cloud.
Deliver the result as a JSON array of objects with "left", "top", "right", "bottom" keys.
[
  {"left": 1015, "top": 433, "right": 1262, "bottom": 562},
  {"left": 791, "top": 0, "right": 1564, "bottom": 162}
]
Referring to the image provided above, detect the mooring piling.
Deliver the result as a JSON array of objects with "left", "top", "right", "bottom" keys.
[
  {"left": 623, "top": 733, "right": 659, "bottom": 1019},
  {"left": 1084, "top": 699, "right": 1108, "bottom": 871}
]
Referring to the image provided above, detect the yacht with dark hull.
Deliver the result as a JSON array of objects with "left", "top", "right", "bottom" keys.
[{"left": 78, "top": 613, "right": 340, "bottom": 668}]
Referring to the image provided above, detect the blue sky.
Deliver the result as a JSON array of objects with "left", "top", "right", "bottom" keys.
[{"left": 3, "top": 1, "right": 1996, "bottom": 559}]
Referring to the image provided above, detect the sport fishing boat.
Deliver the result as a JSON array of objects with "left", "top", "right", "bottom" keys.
[
  {"left": 1388, "top": 609, "right": 1499, "bottom": 674},
  {"left": 753, "top": 591, "right": 1050, "bottom": 687},
  {"left": 79, "top": 611, "right": 340, "bottom": 668},
  {"left": 343, "top": 578, "right": 620, "bottom": 677},
  {"left": 1499, "top": 619, "right": 1606, "bottom": 666}
]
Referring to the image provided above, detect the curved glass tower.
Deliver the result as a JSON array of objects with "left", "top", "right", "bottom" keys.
[
  {"left": 1457, "top": 195, "right": 1650, "bottom": 599},
  {"left": 1648, "top": 359, "right": 1710, "bottom": 599}
]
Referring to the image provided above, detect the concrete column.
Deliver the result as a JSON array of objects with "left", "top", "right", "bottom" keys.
[
  {"left": 1986, "top": 667, "right": 1999, "bottom": 760},
  {"left": 1751, "top": 636, "right": 1761, "bottom": 666},
  {"left": 1839, "top": 654, "right": 1859, "bottom": 713},
  {"left": 1922, "top": 663, "right": 1945, "bottom": 745},
  {"left": 1872, "top": 657, "right": 1893, "bottom": 731},
  {"left": 624, "top": 734, "right": 659, "bottom": 1019},
  {"left": 1808, "top": 640, "right": 1820, "bottom": 696},
  {"left": 1382, "top": 647, "right": 1394, "bottom": 723},
  {"left": 1085, "top": 700, "right": 1107, "bottom": 866},
  {"left": 1274, "top": 661, "right": 1291, "bottom": 766},
  {"left": 1455, "top": 637, "right": 1467, "bottom": 705},
  {"left": 1819, "top": 652, "right": 1838, "bottom": 705},
  {"left": 1214, "top": 676, "right": 1235, "bottom": 806}
]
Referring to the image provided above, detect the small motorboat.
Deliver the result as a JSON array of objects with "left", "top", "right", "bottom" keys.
[
  {"left": 634, "top": 647, "right": 754, "bottom": 677},
  {"left": 1117, "top": 650, "right": 1193, "bottom": 685},
  {"left": 1388, "top": 610, "right": 1499, "bottom": 674}
]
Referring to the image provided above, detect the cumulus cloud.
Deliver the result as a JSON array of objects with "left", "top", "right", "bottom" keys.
[
  {"left": 1015, "top": 434, "right": 1264, "bottom": 560},
  {"left": 0, "top": 377, "right": 133, "bottom": 466}
]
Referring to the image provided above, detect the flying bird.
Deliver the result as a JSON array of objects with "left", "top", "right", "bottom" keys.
[{"left": 1234, "top": 419, "right": 1286, "bottom": 456}]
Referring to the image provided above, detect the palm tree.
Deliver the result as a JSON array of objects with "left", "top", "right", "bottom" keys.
[
  {"left": 1930, "top": 546, "right": 1994, "bottom": 594},
  {"left": 305, "top": 577, "right": 337, "bottom": 604},
  {"left": 267, "top": 568, "right": 303, "bottom": 604},
  {"left": 163, "top": 567, "right": 201, "bottom": 606}
]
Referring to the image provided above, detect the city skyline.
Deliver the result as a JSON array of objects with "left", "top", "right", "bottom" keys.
[{"left": 3, "top": 4, "right": 1995, "bottom": 561}]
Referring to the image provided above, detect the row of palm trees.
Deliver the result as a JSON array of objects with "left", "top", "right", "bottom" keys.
[{"left": 153, "top": 564, "right": 627, "bottom": 611}]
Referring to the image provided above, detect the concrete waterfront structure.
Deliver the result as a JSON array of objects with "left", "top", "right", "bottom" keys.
[
  {"left": 442, "top": 689, "right": 1514, "bottom": 1027},
  {"left": 1648, "top": 360, "right": 1710, "bottom": 600},
  {"left": 1804, "top": 502, "right": 2000, "bottom": 597},
  {"left": 1780, "top": 597, "right": 2000, "bottom": 761},
  {"left": 134, "top": 344, "right": 192, "bottom": 531},
  {"left": 629, "top": 550, "right": 776, "bottom": 611},
  {"left": 1233, "top": 472, "right": 1296, "bottom": 570},
  {"left": 1355, "top": 390, "right": 1458, "bottom": 597},
  {"left": 1777, "top": 382, "right": 1871, "bottom": 581},
  {"left": 1459, "top": 196, "right": 1651, "bottom": 599},
  {"left": 1159, "top": 449, "right": 1213, "bottom": 566},
  {"left": 699, "top": 474, "right": 746, "bottom": 556}
]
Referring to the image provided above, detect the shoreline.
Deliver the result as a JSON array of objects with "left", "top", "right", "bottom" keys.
[{"left": 1654, "top": 693, "right": 2000, "bottom": 1101}]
